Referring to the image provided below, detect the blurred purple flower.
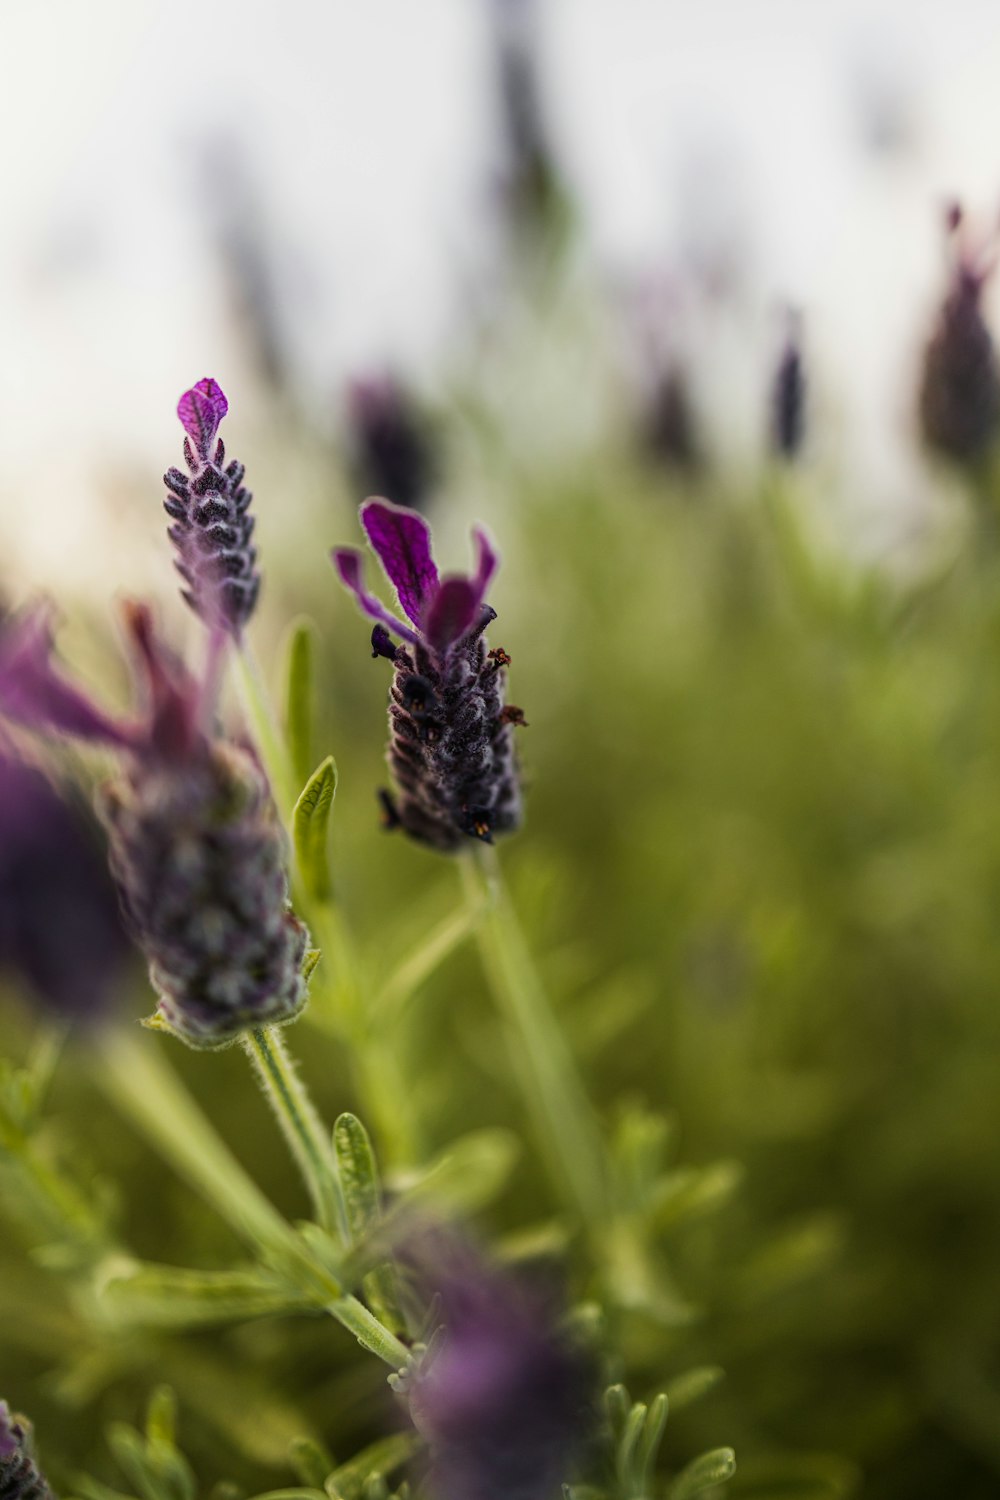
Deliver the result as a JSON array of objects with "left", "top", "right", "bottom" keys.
[
  {"left": 347, "top": 376, "right": 437, "bottom": 514},
  {"left": 164, "top": 378, "right": 261, "bottom": 636},
  {"left": 770, "top": 312, "right": 806, "bottom": 459},
  {"left": 919, "top": 204, "right": 1000, "bottom": 467},
  {"left": 333, "top": 499, "right": 524, "bottom": 851},
  {"left": 0, "top": 753, "right": 132, "bottom": 1025},
  {"left": 0, "top": 1403, "right": 55, "bottom": 1500},
  {"left": 408, "top": 1240, "right": 594, "bottom": 1500},
  {"left": 0, "top": 603, "right": 308, "bottom": 1048}
]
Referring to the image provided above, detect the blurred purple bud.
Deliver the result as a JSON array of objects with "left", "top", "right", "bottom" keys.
[
  {"left": 919, "top": 207, "right": 1000, "bottom": 467},
  {"left": 165, "top": 380, "right": 260, "bottom": 636},
  {"left": 408, "top": 1241, "right": 594, "bottom": 1500},
  {"left": 770, "top": 313, "right": 806, "bottom": 459},
  {"left": 0, "top": 755, "right": 132, "bottom": 1025},
  {"left": 333, "top": 503, "right": 521, "bottom": 852},
  {"left": 0, "top": 1404, "right": 55, "bottom": 1500},
  {"left": 0, "top": 606, "right": 308, "bottom": 1048},
  {"left": 347, "top": 377, "right": 437, "bottom": 514}
]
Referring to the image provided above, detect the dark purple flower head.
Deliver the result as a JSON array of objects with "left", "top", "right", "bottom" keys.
[
  {"left": 347, "top": 375, "right": 437, "bottom": 514},
  {"left": 919, "top": 203, "right": 1000, "bottom": 466},
  {"left": 0, "top": 605, "right": 309, "bottom": 1049},
  {"left": 0, "top": 1404, "right": 56, "bottom": 1500},
  {"left": 770, "top": 311, "right": 806, "bottom": 460},
  {"left": 408, "top": 1241, "right": 593, "bottom": 1500},
  {"left": 164, "top": 378, "right": 260, "bottom": 636},
  {"left": 0, "top": 754, "right": 132, "bottom": 1025},
  {"left": 333, "top": 499, "right": 523, "bottom": 851}
]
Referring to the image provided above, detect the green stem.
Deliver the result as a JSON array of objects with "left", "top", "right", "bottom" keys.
[
  {"left": 311, "top": 906, "right": 423, "bottom": 1169},
  {"left": 242, "top": 1025, "right": 349, "bottom": 1241},
  {"left": 460, "top": 846, "right": 608, "bottom": 1228},
  {"left": 327, "top": 1294, "right": 410, "bottom": 1367},
  {"left": 234, "top": 643, "right": 298, "bottom": 819},
  {"left": 100, "top": 1033, "right": 410, "bottom": 1368}
]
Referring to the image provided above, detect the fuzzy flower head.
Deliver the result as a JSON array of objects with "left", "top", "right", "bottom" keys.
[
  {"left": 0, "top": 604, "right": 308, "bottom": 1048},
  {"left": 347, "top": 375, "right": 436, "bottom": 514},
  {"left": 163, "top": 378, "right": 260, "bottom": 636},
  {"left": 770, "top": 310, "right": 806, "bottom": 460},
  {"left": 333, "top": 499, "right": 524, "bottom": 851},
  {"left": 407, "top": 1240, "right": 593, "bottom": 1500},
  {"left": 0, "top": 1403, "right": 56, "bottom": 1500},
  {"left": 919, "top": 202, "right": 1000, "bottom": 467}
]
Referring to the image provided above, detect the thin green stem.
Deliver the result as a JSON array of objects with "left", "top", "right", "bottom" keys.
[
  {"left": 101, "top": 1031, "right": 410, "bottom": 1367},
  {"left": 460, "top": 846, "right": 608, "bottom": 1228},
  {"left": 327, "top": 1294, "right": 410, "bottom": 1367},
  {"left": 243, "top": 1025, "right": 349, "bottom": 1241},
  {"left": 234, "top": 643, "right": 298, "bottom": 819}
]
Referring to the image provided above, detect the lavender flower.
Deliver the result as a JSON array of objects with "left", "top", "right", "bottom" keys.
[
  {"left": 0, "top": 1404, "right": 55, "bottom": 1500},
  {"left": 0, "top": 753, "right": 131, "bottom": 1025},
  {"left": 333, "top": 499, "right": 524, "bottom": 852},
  {"left": 0, "top": 604, "right": 308, "bottom": 1048},
  {"left": 770, "top": 313, "right": 806, "bottom": 459},
  {"left": 919, "top": 204, "right": 1000, "bottom": 466},
  {"left": 408, "top": 1241, "right": 593, "bottom": 1500},
  {"left": 346, "top": 376, "right": 436, "bottom": 514},
  {"left": 163, "top": 379, "right": 260, "bottom": 635}
]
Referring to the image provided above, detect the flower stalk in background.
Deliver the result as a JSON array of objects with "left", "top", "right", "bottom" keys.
[
  {"left": 334, "top": 498, "right": 524, "bottom": 851},
  {"left": 346, "top": 375, "right": 437, "bottom": 515},
  {"left": 919, "top": 202, "right": 1000, "bottom": 468},
  {"left": 163, "top": 378, "right": 261, "bottom": 636},
  {"left": 770, "top": 309, "right": 806, "bottom": 459},
  {"left": 0, "top": 1404, "right": 55, "bottom": 1500},
  {"left": 0, "top": 602, "right": 308, "bottom": 1049}
]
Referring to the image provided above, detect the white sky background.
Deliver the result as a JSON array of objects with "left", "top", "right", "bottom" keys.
[{"left": 4, "top": 0, "right": 1000, "bottom": 589}]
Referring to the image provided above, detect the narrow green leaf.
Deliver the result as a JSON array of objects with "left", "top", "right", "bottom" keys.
[
  {"left": 617, "top": 1403, "right": 647, "bottom": 1490},
  {"left": 145, "top": 1388, "right": 178, "bottom": 1447},
  {"left": 389, "top": 1128, "right": 520, "bottom": 1216},
  {"left": 663, "top": 1367, "right": 724, "bottom": 1413},
  {"left": 634, "top": 1394, "right": 669, "bottom": 1493},
  {"left": 99, "top": 1261, "right": 312, "bottom": 1328},
  {"left": 289, "top": 1439, "right": 336, "bottom": 1490},
  {"left": 667, "top": 1447, "right": 737, "bottom": 1500},
  {"left": 284, "top": 619, "right": 319, "bottom": 790},
  {"left": 334, "top": 1114, "right": 381, "bottom": 1239},
  {"left": 294, "top": 757, "right": 338, "bottom": 903},
  {"left": 325, "top": 1435, "right": 418, "bottom": 1500}
]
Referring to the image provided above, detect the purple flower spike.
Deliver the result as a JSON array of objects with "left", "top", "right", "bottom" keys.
[
  {"left": 333, "top": 501, "right": 523, "bottom": 852},
  {"left": 164, "top": 379, "right": 260, "bottom": 636},
  {"left": 0, "top": 604, "right": 310, "bottom": 1049},
  {"left": 0, "top": 1403, "right": 56, "bottom": 1500}
]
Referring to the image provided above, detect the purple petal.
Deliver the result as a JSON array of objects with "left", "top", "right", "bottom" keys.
[
  {"left": 422, "top": 527, "right": 499, "bottom": 652},
  {"left": 424, "top": 579, "right": 485, "bottom": 653},
  {"left": 332, "top": 549, "right": 420, "bottom": 646},
  {"left": 120, "top": 602, "right": 203, "bottom": 762},
  {"left": 361, "top": 497, "right": 438, "bottom": 626},
  {"left": 0, "top": 604, "right": 136, "bottom": 748},
  {"left": 177, "top": 378, "right": 229, "bottom": 461}
]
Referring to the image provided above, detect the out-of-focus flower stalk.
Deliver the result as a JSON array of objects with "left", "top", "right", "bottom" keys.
[{"left": 459, "top": 845, "right": 608, "bottom": 1231}]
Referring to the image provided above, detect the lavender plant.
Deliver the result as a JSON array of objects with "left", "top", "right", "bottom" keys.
[{"left": 0, "top": 379, "right": 738, "bottom": 1500}]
